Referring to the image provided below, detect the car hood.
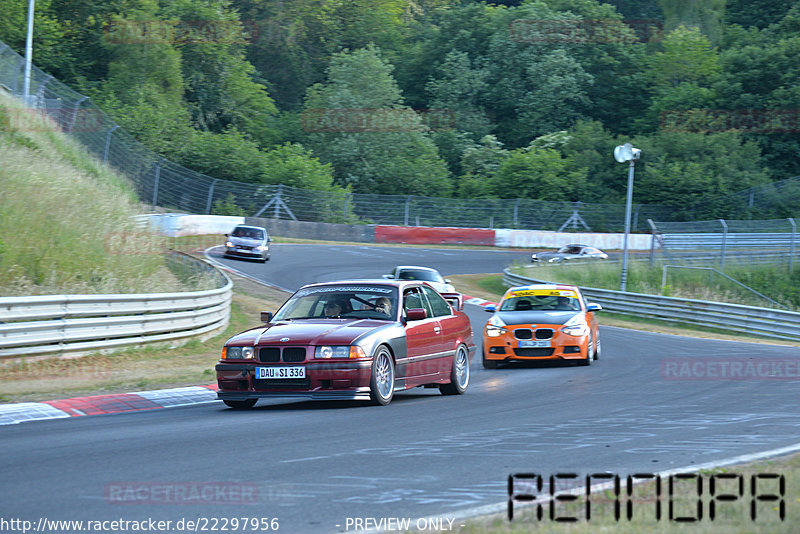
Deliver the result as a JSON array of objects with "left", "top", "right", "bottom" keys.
[
  {"left": 228, "top": 319, "right": 389, "bottom": 346},
  {"left": 494, "top": 310, "right": 581, "bottom": 326}
]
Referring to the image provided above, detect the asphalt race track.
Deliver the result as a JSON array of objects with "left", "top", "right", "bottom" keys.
[{"left": 2, "top": 244, "right": 798, "bottom": 533}]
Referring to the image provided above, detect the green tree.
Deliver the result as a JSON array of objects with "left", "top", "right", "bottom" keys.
[
  {"left": 301, "top": 46, "right": 452, "bottom": 196},
  {"left": 492, "top": 146, "right": 588, "bottom": 201}
]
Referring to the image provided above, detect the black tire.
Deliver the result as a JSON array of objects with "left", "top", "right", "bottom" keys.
[
  {"left": 440, "top": 344, "right": 470, "bottom": 395},
  {"left": 578, "top": 334, "right": 593, "bottom": 366},
  {"left": 369, "top": 346, "right": 395, "bottom": 406},
  {"left": 482, "top": 352, "right": 498, "bottom": 369},
  {"left": 593, "top": 336, "right": 601, "bottom": 361},
  {"left": 223, "top": 399, "right": 257, "bottom": 409}
]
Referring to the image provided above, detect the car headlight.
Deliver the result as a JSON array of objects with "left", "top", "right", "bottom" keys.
[
  {"left": 561, "top": 314, "right": 589, "bottom": 337},
  {"left": 314, "top": 346, "right": 367, "bottom": 359},
  {"left": 485, "top": 315, "right": 507, "bottom": 337},
  {"left": 223, "top": 346, "right": 255, "bottom": 359},
  {"left": 225, "top": 241, "right": 234, "bottom": 248},
  {"left": 256, "top": 245, "right": 268, "bottom": 251}
]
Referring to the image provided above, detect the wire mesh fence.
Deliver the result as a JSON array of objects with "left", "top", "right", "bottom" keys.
[
  {"left": 650, "top": 217, "right": 798, "bottom": 269},
  {"left": 1, "top": 38, "right": 797, "bottom": 233}
]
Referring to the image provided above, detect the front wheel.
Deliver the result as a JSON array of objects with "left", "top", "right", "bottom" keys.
[
  {"left": 223, "top": 399, "right": 257, "bottom": 409},
  {"left": 578, "top": 334, "right": 594, "bottom": 366},
  {"left": 369, "top": 347, "right": 395, "bottom": 406},
  {"left": 441, "top": 345, "right": 470, "bottom": 395}
]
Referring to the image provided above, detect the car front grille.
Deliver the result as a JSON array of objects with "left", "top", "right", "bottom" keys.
[
  {"left": 513, "top": 348, "right": 555, "bottom": 357},
  {"left": 253, "top": 378, "right": 310, "bottom": 389},
  {"left": 259, "top": 347, "right": 280, "bottom": 362},
  {"left": 514, "top": 329, "right": 532, "bottom": 340},
  {"left": 283, "top": 348, "right": 306, "bottom": 362},
  {"left": 258, "top": 347, "right": 307, "bottom": 363},
  {"left": 535, "top": 329, "right": 554, "bottom": 339},
  {"left": 514, "top": 328, "right": 554, "bottom": 340}
]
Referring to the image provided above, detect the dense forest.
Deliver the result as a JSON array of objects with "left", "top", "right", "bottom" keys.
[{"left": 2, "top": 0, "right": 798, "bottom": 218}]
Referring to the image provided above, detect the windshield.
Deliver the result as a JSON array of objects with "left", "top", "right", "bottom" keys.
[
  {"left": 231, "top": 227, "right": 264, "bottom": 239},
  {"left": 273, "top": 285, "right": 399, "bottom": 321},
  {"left": 499, "top": 289, "right": 581, "bottom": 312},
  {"left": 557, "top": 245, "right": 582, "bottom": 254},
  {"left": 396, "top": 269, "right": 443, "bottom": 283}
]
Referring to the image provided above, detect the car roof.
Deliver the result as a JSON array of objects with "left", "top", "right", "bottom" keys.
[
  {"left": 504, "top": 283, "right": 581, "bottom": 294},
  {"left": 300, "top": 279, "right": 424, "bottom": 289},
  {"left": 234, "top": 225, "right": 267, "bottom": 231}
]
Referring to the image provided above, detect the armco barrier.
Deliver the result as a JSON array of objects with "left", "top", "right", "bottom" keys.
[
  {"left": 503, "top": 270, "right": 800, "bottom": 341},
  {"left": 0, "top": 256, "right": 232, "bottom": 358}
]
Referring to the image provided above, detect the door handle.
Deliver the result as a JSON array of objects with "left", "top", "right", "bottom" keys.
[{"left": 434, "top": 326, "right": 441, "bottom": 333}]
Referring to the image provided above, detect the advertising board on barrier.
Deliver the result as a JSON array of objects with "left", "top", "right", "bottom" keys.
[{"left": 496, "top": 229, "right": 653, "bottom": 250}]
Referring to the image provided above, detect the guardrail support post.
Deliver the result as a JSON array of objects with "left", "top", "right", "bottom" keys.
[
  {"left": 719, "top": 218, "right": 728, "bottom": 269},
  {"left": 152, "top": 158, "right": 163, "bottom": 206},
  {"left": 102, "top": 124, "right": 119, "bottom": 164},
  {"left": 404, "top": 196, "right": 411, "bottom": 226},
  {"left": 206, "top": 179, "right": 218, "bottom": 214},
  {"left": 789, "top": 218, "right": 796, "bottom": 272},
  {"left": 66, "top": 95, "right": 88, "bottom": 133},
  {"left": 648, "top": 219, "right": 658, "bottom": 266}
]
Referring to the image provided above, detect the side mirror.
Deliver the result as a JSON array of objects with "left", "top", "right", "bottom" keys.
[
  {"left": 225, "top": 233, "right": 230, "bottom": 237},
  {"left": 260, "top": 311, "right": 273, "bottom": 323},
  {"left": 444, "top": 278, "right": 452, "bottom": 283},
  {"left": 586, "top": 303, "right": 602, "bottom": 312},
  {"left": 484, "top": 305, "right": 496, "bottom": 313},
  {"left": 267, "top": 237, "right": 273, "bottom": 242},
  {"left": 406, "top": 308, "right": 427, "bottom": 321},
  {"left": 382, "top": 274, "right": 394, "bottom": 279}
]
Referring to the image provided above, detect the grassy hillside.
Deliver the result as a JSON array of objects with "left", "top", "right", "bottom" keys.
[{"left": 0, "top": 92, "right": 198, "bottom": 296}]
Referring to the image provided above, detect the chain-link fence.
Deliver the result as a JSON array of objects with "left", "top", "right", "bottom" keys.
[
  {"left": 650, "top": 217, "right": 798, "bottom": 269},
  {"left": 1, "top": 38, "right": 797, "bottom": 233}
]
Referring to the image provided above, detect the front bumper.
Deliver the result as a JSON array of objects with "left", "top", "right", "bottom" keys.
[
  {"left": 483, "top": 327, "right": 588, "bottom": 362},
  {"left": 215, "top": 361, "right": 373, "bottom": 398},
  {"left": 224, "top": 247, "right": 267, "bottom": 259}
]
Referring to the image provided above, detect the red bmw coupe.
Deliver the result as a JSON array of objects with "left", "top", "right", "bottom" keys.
[{"left": 216, "top": 280, "right": 475, "bottom": 407}]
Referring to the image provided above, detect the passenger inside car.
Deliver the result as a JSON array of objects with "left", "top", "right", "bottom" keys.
[
  {"left": 555, "top": 296, "right": 577, "bottom": 310},
  {"left": 324, "top": 301, "right": 342, "bottom": 317},
  {"left": 374, "top": 297, "right": 393, "bottom": 316},
  {"left": 515, "top": 300, "right": 533, "bottom": 311}
]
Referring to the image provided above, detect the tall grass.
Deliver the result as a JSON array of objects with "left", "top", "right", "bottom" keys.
[
  {"left": 511, "top": 260, "right": 799, "bottom": 310},
  {"left": 0, "top": 94, "right": 192, "bottom": 295}
]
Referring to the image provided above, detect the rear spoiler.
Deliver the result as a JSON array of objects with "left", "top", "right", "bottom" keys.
[{"left": 440, "top": 292, "right": 463, "bottom": 312}]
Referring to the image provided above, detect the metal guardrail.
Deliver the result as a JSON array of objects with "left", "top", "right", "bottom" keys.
[
  {"left": 503, "top": 270, "right": 800, "bottom": 341},
  {"left": 0, "top": 256, "right": 232, "bottom": 358},
  {"left": 663, "top": 232, "right": 796, "bottom": 249}
]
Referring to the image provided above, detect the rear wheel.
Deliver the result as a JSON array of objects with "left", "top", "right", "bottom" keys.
[
  {"left": 223, "top": 399, "right": 257, "bottom": 409},
  {"left": 369, "top": 346, "right": 395, "bottom": 406},
  {"left": 441, "top": 345, "right": 470, "bottom": 395}
]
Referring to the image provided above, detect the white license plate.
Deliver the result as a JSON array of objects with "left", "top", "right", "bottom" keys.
[
  {"left": 256, "top": 366, "right": 306, "bottom": 379},
  {"left": 518, "top": 340, "right": 551, "bottom": 348}
]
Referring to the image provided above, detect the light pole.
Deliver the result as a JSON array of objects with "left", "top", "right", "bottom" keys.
[
  {"left": 23, "top": 0, "right": 36, "bottom": 106},
  {"left": 614, "top": 143, "right": 641, "bottom": 292}
]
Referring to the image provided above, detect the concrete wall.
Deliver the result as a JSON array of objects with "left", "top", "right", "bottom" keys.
[{"left": 246, "top": 217, "right": 376, "bottom": 243}]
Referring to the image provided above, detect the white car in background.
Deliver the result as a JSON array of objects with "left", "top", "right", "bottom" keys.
[{"left": 382, "top": 265, "right": 455, "bottom": 294}]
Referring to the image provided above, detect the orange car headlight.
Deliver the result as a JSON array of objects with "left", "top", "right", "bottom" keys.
[
  {"left": 485, "top": 315, "right": 507, "bottom": 337},
  {"left": 561, "top": 314, "right": 589, "bottom": 337}
]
